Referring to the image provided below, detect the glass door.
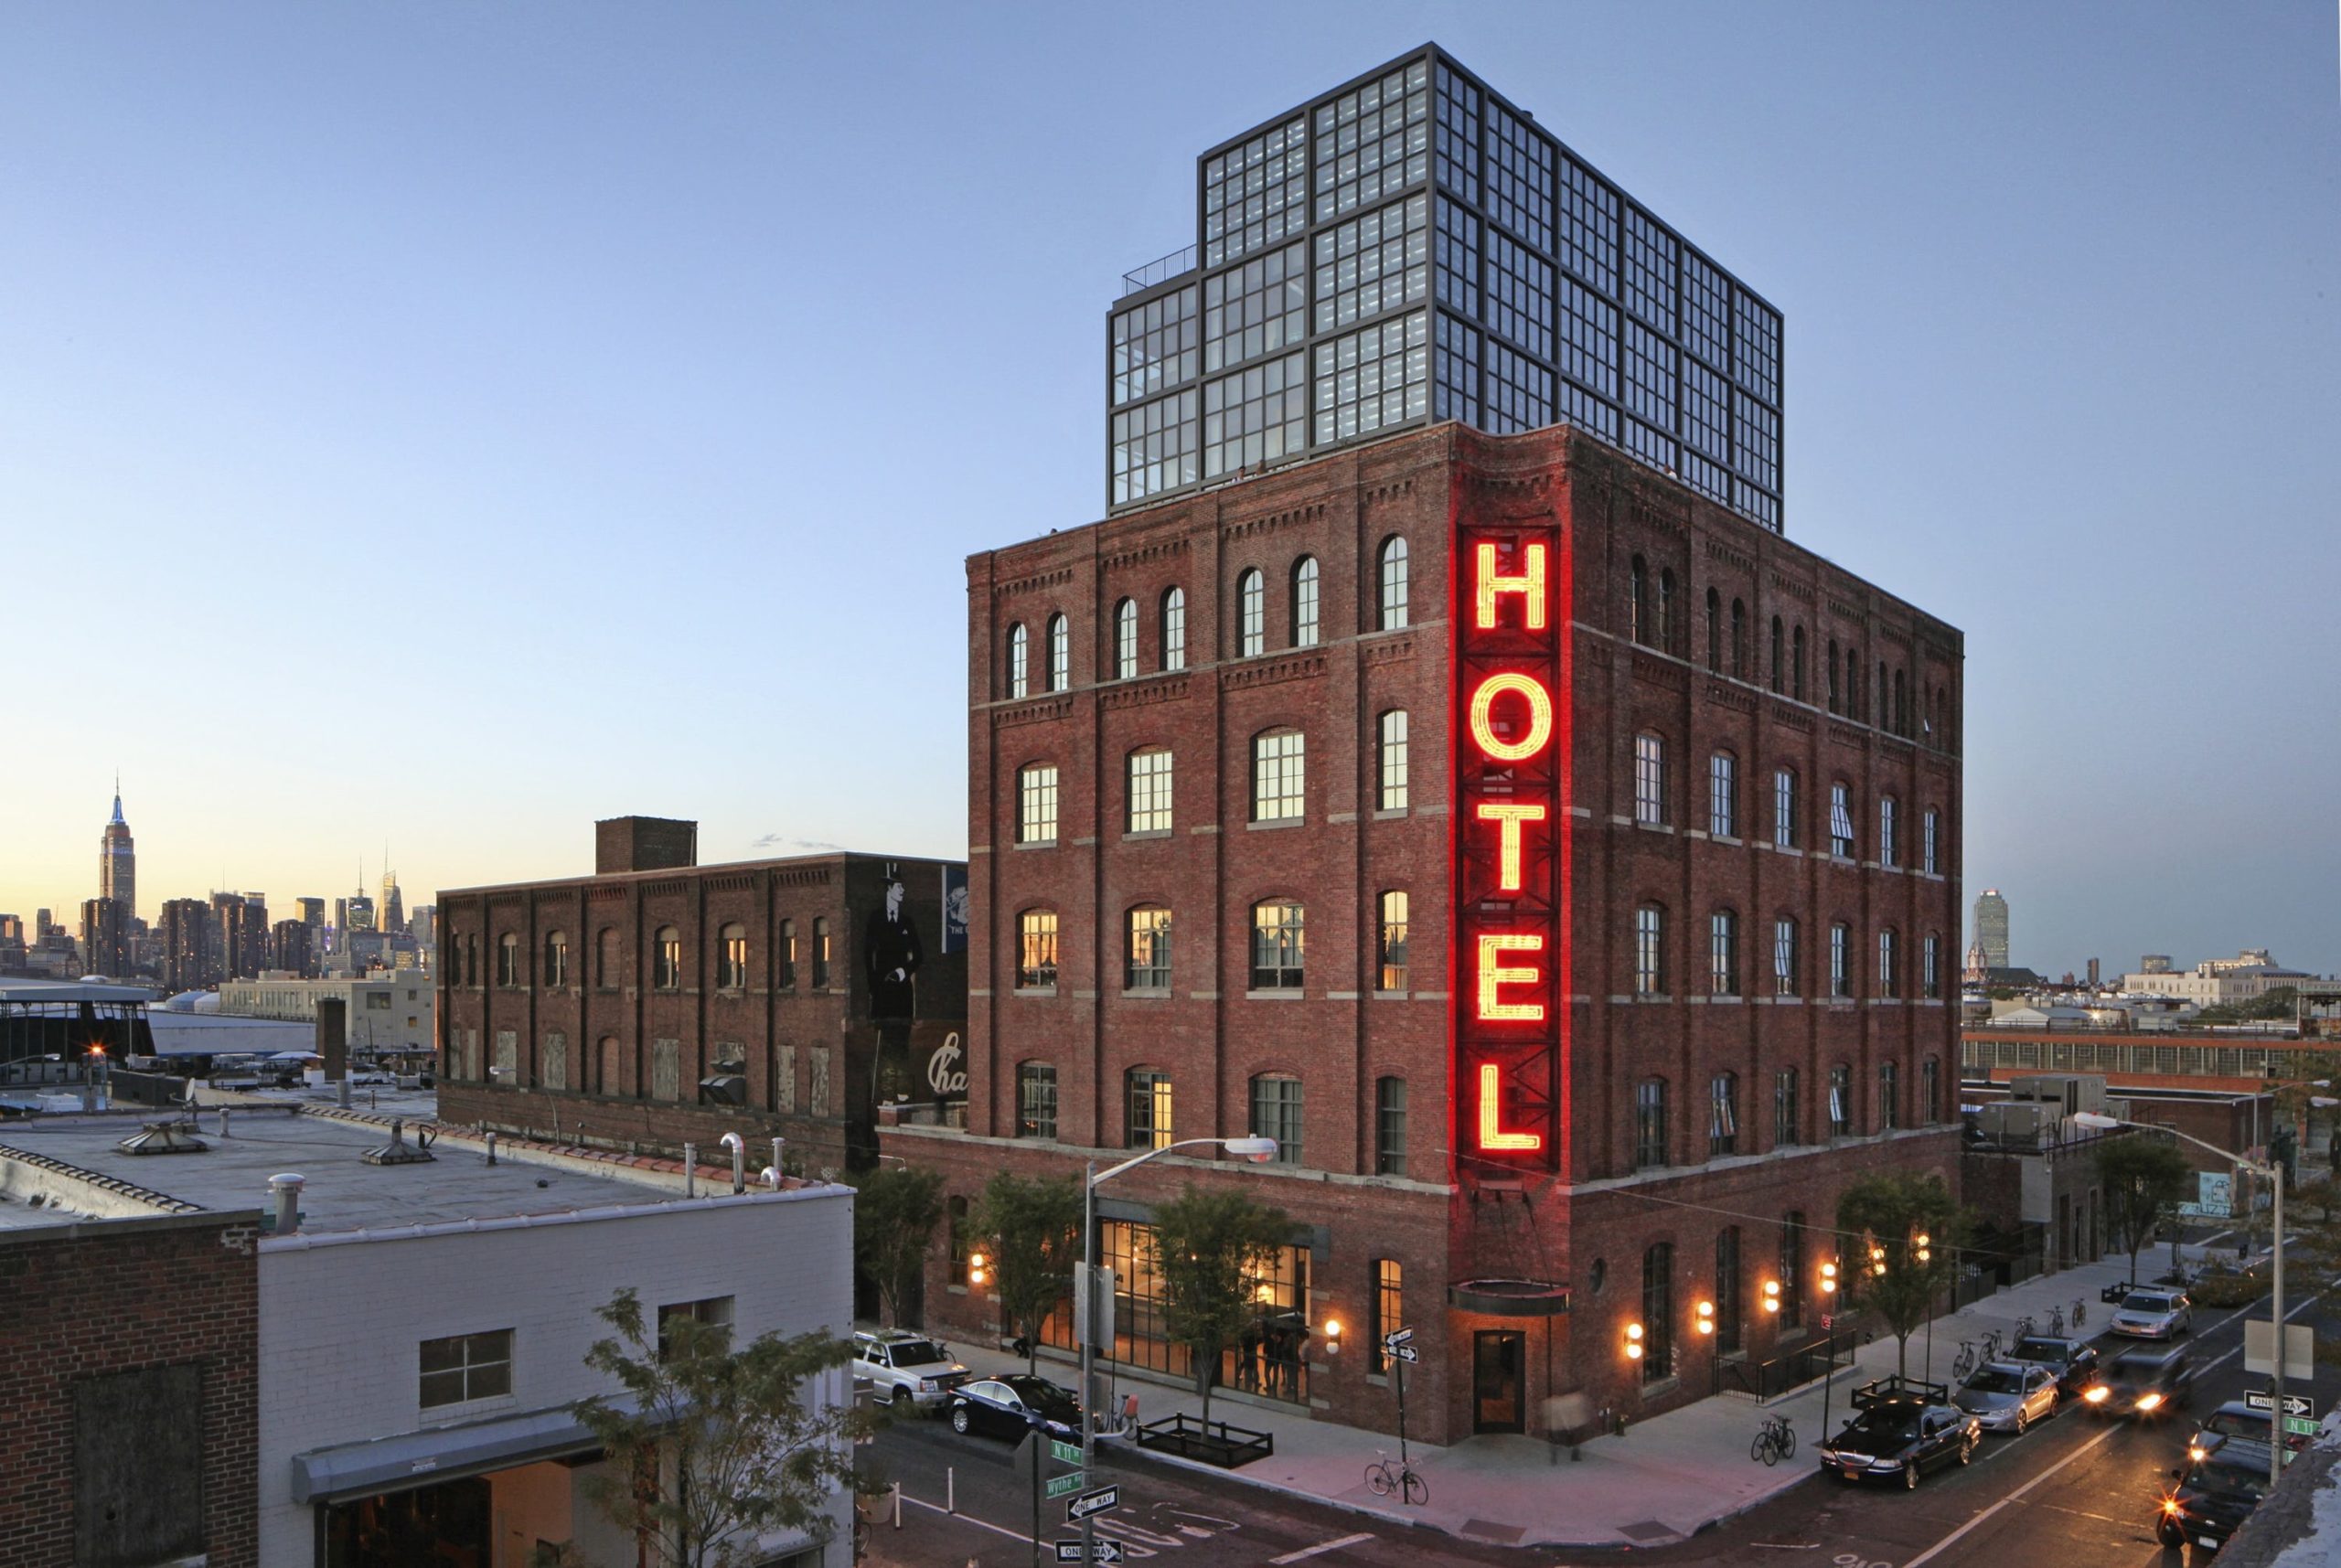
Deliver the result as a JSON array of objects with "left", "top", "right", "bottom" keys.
[{"left": 1472, "top": 1329, "right": 1524, "bottom": 1434}]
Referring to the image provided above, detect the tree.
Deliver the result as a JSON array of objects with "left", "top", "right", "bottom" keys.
[
  {"left": 973, "top": 1170, "right": 1085, "bottom": 1374},
  {"left": 1146, "top": 1183, "right": 1294, "bottom": 1427},
  {"left": 572, "top": 1288, "right": 867, "bottom": 1568},
  {"left": 2097, "top": 1133, "right": 2195, "bottom": 1285},
  {"left": 1835, "top": 1172, "right": 1962, "bottom": 1378},
  {"left": 850, "top": 1163, "right": 946, "bottom": 1328}
]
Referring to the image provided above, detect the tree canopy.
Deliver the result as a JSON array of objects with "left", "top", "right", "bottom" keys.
[
  {"left": 1835, "top": 1172, "right": 1963, "bottom": 1378},
  {"left": 972, "top": 1170, "right": 1085, "bottom": 1373},
  {"left": 850, "top": 1162, "right": 946, "bottom": 1328},
  {"left": 1145, "top": 1183, "right": 1294, "bottom": 1426},
  {"left": 2096, "top": 1133, "right": 2195, "bottom": 1285}
]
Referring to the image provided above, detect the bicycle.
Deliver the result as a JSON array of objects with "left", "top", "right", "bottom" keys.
[
  {"left": 1365, "top": 1450, "right": 1428, "bottom": 1506},
  {"left": 1751, "top": 1413, "right": 1797, "bottom": 1467},
  {"left": 1951, "top": 1339, "right": 1979, "bottom": 1382},
  {"left": 2071, "top": 1296, "right": 2088, "bottom": 1329},
  {"left": 1978, "top": 1328, "right": 2005, "bottom": 1362},
  {"left": 2046, "top": 1303, "right": 2066, "bottom": 1336},
  {"left": 2013, "top": 1314, "right": 2036, "bottom": 1339}
]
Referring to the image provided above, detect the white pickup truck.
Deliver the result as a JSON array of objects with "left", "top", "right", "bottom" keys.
[{"left": 852, "top": 1329, "right": 971, "bottom": 1413}]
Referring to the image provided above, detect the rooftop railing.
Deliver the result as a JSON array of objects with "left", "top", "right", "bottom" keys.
[{"left": 1120, "top": 245, "right": 1198, "bottom": 298}]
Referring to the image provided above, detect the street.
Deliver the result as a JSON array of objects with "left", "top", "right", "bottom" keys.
[{"left": 860, "top": 1282, "right": 2335, "bottom": 1568}]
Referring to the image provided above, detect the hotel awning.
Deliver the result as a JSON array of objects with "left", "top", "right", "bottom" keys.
[{"left": 289, "top": 1399, "right": 636, "bottom": 1503}]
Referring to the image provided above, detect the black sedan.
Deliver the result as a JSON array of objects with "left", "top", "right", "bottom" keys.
[
  {"left": 946, "top": 1375, "right": 1083, "bottom": 1442},
  {"left": 2077, "top": 1346, "right": 2193, "bottom": 1421},
  {"left": 2158, "top": 1441, "right": 2272, "bottom": 1552},
  {"left": 1818, "top": 1396, "right": 1980, "bottom": 1488},
  {"left": 2004, "top": 1333, "right": 2100, "bottom": 1396}
]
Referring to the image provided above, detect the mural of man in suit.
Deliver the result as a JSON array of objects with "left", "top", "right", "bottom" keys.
[{"left": 865, "top": 865, "right": 924, "bottom": 1102}]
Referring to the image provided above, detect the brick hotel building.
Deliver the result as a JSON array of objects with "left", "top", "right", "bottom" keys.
[{"left": 888, "top": 47, "right": 1966, "bottom": 1444}]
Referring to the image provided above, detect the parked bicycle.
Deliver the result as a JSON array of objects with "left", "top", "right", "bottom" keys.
[
  {"left": 2014, "top": 1314, "right": 2036, "bottom": 1339},
  {"left": 1365, "top": 1450, "right": 1428, "bottom": 1505},
  {"left": 1952, "top": 1339, "right": 1980, "bottom": 1381},
  {"left": 1979, "top": 1328, "right": 2005, "bottom": 1362},
  {"left": 1751, "top": 1413, "right": 1797, "bottom": 1467},
  {"left": 2071, "top": 1296, "right": 2088, "bottom": 1328},
  {"left": 2046, "top": 1303, "right": 2066, "bottom": 1336}
]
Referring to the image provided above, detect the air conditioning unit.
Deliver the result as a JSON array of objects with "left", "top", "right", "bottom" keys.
[{"left": 698, "top": 1074, "right": 749, "bottom": 1106}]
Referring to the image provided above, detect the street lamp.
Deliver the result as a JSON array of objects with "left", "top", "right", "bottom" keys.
[
  {"left": 1076, "top": 1134, "right": 1277, "bottom": 1567},
  {"left": 2075, "top": 1112, "right": 2290, "bottom": 1489}
]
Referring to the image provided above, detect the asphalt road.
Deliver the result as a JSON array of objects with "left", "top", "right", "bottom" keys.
[{"left": 857, "top": 1284, "right": 2336, "bottom": 1568}]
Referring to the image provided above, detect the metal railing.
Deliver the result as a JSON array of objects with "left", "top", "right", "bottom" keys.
[{"left": 1120, "top": 245, "right": 1198, "bottom": 297}]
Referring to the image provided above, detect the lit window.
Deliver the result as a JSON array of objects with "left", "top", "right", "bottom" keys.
[
  {"left": 497, "top": 933, "right": 519, "bottom": 987},
  {"left": 1634, "top": 904, "right": 1665, "bottom": 996},
  {"left": 420, "top": 1329, "right": 512, "bottom": 1408},
  {"left": 1879, "top": 796, "right": 1898, "bottom": 868},
  {"left": 1371, "top": 1258, "right": 1404, "bottom": 1371},
  {"left": 1773, "top": 767, "right": 1799, "bottom": 848},
  {"left": 1016, "top": 911, "right": 1059, "bottom": 990},
  {"left": 542, "top": 932, "right": 567, "bottom": 989},
  {"left": 1007, "top": 624, "right": 1029, "bottom": 699},
  {"left": 1709, "top": 1072, "right": 1739, "bottom": 1157},
  {"left": 1377, "top": 891, "right": 1409, "bottom": 991},
  {"left": 1251, "top": 900, "right": 1305, "bottom": 989},
  {"left": 1249, "top": 1074, "right": 1303, "bottom": 1164},
  {"left": 1829, "top": 1063, "right": 1852, "bottom": 1136},
  {"left": 1238, "top": 569, "right": 1266, "bottom": 656},
  {"left": 1127, "top": 749, "right": 1173, "bottom": 833},
  {"left": 1375, "top": 1078, "right": 1407, "bottom": 1177},
  {"left": 717, "top": 924, "right": 748, "bottom": 991},
  {"left": 1114, "top": 599, "right": 1138, "bottom": 679},
  {"left": 1708, "top": 752, "right": 1737, "bottom": 837},
  {"left": 1773, "top": 1067, "right": 1800, "bottom": 1146},
  {"left": 1633, "top": 732, "right": 1665, "bottom": 825},
  {"left": 1127, "top": 1069, "right": 1172, "bottom": 1149},
  {"left": 1378, "top": 537, "right": 1409, "bottom": 630},
  {"left": 777, "top": 920, "right": 796, "bottom": 989},
  {"left": 1251, "top": 730, "right": 1305, "bottom": 821},
  {"left": 1378, "top": 709, "right": 1410, "bottom": 811},
  {"left": 1772, "top": 917, "right": 1798, "bottom": 996},
  {"left": 1160, "top": 587, "right": 1187, "bottom": 670},
  {"left": 1709, "top": 910, "right": 1739, "bottom": 997},
  {"left": 1634, "top": 1078, "right": 1668, "bottom": 1168},
  {"left": 1018, "top": 763, "right": 1060, "bottom": 844},
  {"left": 1830, "top": 923, "right": 1850, "bottom": 997},
  {"left": 1829, "top": 782, "right": 1855, "bottom": 859},
  {"left": 812, "top": 918, "right": 830, "bottom": 987},
  {"left": 1126, "top": 907, "right": 1171, "bottom": 990},
  {"left": 654, "top": 928, "right": 682, "bottom": 991},
  {"left": 1017, "top": 1061, "right": 1058, "bottom": 1139},
  {"left": 1291, "top": 556, "right": 1320, "bottom": 647}
]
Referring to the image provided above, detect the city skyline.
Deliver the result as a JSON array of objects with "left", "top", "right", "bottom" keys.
[{"left": 3, "top": 2, "right": 2336, "bottom": 975}]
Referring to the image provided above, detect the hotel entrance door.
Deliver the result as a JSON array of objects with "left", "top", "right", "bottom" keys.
[{"left": 1472, "top": 1329, "right": 1524, "bottom": 1434}]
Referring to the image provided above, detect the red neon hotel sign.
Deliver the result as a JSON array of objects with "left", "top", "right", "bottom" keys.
[{"left": 1454, "top": 523, "right": 1569, "bottom": 1174}]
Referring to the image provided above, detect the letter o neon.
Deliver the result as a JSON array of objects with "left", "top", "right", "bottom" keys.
[{"left": 1469, "top": 673, "right": 1554, "bottom": 762}]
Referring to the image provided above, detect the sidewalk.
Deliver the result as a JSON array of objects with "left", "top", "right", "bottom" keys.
[{"left": 923, "top": 1243, "right": 2218, "bottom": 1551}]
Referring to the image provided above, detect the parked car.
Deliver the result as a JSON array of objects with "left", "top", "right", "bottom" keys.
[
  {"left": 851, "top": 1329, "right": 970, "bottom": 1412},
  {"left": 1952, "top": 1360, "right": 2058, "bottom": 1434},
  {"left": 1818, "top": 1393, "right": 1981, "bottom": 1488},
  {"left": 2187, "top": 1400, "right": 2312, "bottom": 1464},
  {"left": 2004, "top": 1333, "right": 2101, "bottom": 1396},
  {"left": 2110, "top": 1288, "right": 2193, "bottom": 1339},
  {"left": 2079, "top": 1345, "right": 2194, "bottom": 1420},
  {"left": 946, "top": 1374, "right": 1083, "bottom": 1441},
  {"left": 2158, "top": 1440, "right": 2272, "bottom": 1552}
]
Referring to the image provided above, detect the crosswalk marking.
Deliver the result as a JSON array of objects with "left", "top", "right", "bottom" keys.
[{"left": 1269, "top": 1531, "right": 1376, "bottom": 1564}]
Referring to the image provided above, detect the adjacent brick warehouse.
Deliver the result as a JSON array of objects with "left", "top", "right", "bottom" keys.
[
  {"left": 0, "top": 1211, "right": 260, "bottom": 1568},
  {"left": 888, "top": 421, "right": 1965, "bottom": 1444},
  {"left": 440, "top": 835, "right": 967, "bottom": 1176}
]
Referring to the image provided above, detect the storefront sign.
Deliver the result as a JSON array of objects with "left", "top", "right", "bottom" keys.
[{"left": 1452, "top": 523, "right": 1569, "bottom": 1174}]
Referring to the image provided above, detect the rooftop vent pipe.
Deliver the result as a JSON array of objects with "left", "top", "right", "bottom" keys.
[
  {"left": 720, "top": 1132, "right": 745, "bottom": 1195},
  {"left": 683, "top": 1142, "right": 698, "bottom": 1199},
  {"left": 268, "top": 1172, "right": 305, "bottom": 1235}
]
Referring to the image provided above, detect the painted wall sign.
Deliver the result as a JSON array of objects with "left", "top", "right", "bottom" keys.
[{"left": 1453, "top": 524, "right": 1569, "bottom": 1174}]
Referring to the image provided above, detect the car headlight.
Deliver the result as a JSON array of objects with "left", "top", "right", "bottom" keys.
[
  {"left": 2136, "top": 1392, "right": 2163, "bottom": 1411},
  {"left": 2189, "top": 1445, "right": 2207, "bottom": 1462},
  {"left": 2162, "top": 1498, "right": 2182, "bottom": 1517},
  {"left": 920, "top": 1378, "right": 937, "bottom": 1392},
  {"left": 2083, "top": 1387, "right": 2110, "bottom": 1403}
]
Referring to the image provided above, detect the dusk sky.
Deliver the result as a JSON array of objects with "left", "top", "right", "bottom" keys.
[{"left": 4, "top": 2, "right": 2335, "bottom": 978}]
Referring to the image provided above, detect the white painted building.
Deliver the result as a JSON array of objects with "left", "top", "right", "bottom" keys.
[
  {"left": 6, "top": 1107, "right": 854, "bottom": 1567},
  {"left": 216, "top": 974, "right": 436, "bottom": 1056},
  {"left": 2118, "top": 949, "right": 2313, "bottom": 1008}
]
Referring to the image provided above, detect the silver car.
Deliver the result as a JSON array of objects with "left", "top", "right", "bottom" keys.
[
  {"left": 2109, "top": 1289, "right": 2193, "bottom": 1339},
  {"left": 1953, "top": 1360, "right": 2059, "bottom": 1434}
]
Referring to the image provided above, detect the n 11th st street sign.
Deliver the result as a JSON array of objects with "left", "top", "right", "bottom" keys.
[
  {"left": 1043, "top": 1471, "right": 1087, "bottom": 1499},
  {"left": 1051, "top": 1439, "right": 1084, "bottom": 1466},
  {"left": 1067, "top": 1484, "right": 1120, "bottom": 1522},
  {"left": 1055, "top": 1541, "right": 1126, "bottom": 1564}
]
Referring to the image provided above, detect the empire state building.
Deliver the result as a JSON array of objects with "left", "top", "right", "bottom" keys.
[{"left": 101, "top": 784, "right": 135, "bottom": 919}]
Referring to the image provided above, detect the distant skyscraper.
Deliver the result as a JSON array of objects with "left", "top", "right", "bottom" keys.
[
  {"left": 297, "top": 896, "right": 326, "bottom": 932},
  {"left": 1973, "top": 889, "right": 2010, "bottom": 971},
  {"left": 100, "top": 783, "right": 135, "bottom": 921},
  {"left": 347, "top": 892, "right": 377, "bottom": 934},
  {"left": 380, "top": 869, "right": 404, "bottom": 935},
  {"left": 272, "top": 919, "right": 314, "bottom": 978},
  {"left": 161, "top": 898, "right": 215, "bottom": 991},
  {"left": 80, "top": 897, "right": 130, "bottom": 977}
]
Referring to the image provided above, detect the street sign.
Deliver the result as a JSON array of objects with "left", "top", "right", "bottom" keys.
[
  {"left": 1386, "top": 1342, "right": 1421, "bottom": 1364},
  {"left": 1067, "top": 1484, "right": 1120, "bottom": 1522},
  {"left": 1054, "top": 1542, "right": 1126, "bottom": 1564},
  {"left": 1044, "top": 1471, "right": 1088, "bottom": 1499},
  {"left": 2244, "top": 1390, "right": 2315, "bottom": 1418},
  {"left": 1051, "top": 1438, "right": 1085, "bottom": 1466},
  {"left": 1383, "top": 1326, "right": 1415, "bottom": 1348},
  {"left": 2284, "top": 1415, "right": 2318, "bottom": 1438},
  {"left": 2244, "top": 1320, "right": 2314, "bottom": 1381}
]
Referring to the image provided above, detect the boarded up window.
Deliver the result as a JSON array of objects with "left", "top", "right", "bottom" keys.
[
  {"left": 775, "top": 1044, "right": 796, "bottom": 1113},
  {"left": 494, "top": 1030, "right": 518, "bottom": 1082},
  {"left": 809, "top": 1048, "right": 831, "bottom": 1117},
  {"left": 598, "top": 1036, "right": 620, "bottom": 1094},
  {"left": 76, "top": 1363, "right": 205, "bottom": 1567},
  {"left": 651, "top": 1039, "right": 681, "bottom": 1102},
  {"left": 541, "top": 1032, "right": 568, "bottom": 1091}
]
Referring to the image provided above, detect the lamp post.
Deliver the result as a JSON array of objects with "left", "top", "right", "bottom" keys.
[
  {"left": 2074, "top": 1113, "right": 2287, "bottom": 1489},
  {"left": 1077, "top": 1135, "right": 1278, "bottom": 1568}
]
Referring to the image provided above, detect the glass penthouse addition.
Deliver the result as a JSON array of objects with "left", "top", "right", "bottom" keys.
[{"left": 1107, "top": 44, "right": 1785, "bottom": 531}]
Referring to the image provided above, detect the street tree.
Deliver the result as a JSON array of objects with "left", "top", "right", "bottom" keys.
[
  {"left": 572, "top": 1287, "right": 867, "bottom": 1568},
  {"left": 2097, "top": 1133, "right": 2195, "bottom": 1285},
  {"left": 1835, "top": 1172, "right": 1963, "bottom": 1378},
  {"left": 1145, "top": 1183, "right": 1294, "bottom": 1427},
  {"left": 850, "top": 1163, "right": 946, "bottom": 1328},
  {"left": 972, "top": 1170, "right": 1085, "bottom": 1374}
]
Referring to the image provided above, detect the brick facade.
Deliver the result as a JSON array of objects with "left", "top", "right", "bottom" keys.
[
  {"left": 439, "top": 848, "right": 967, "bottom": 1174},
  {"left": 0, "top": 1212, "right": 260, "bottom": 1568},
  {"left": 893, "top": 421, "right": 1966, "bottom": 1444}
]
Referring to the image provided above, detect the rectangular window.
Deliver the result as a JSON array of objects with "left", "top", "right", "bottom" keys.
[
  {"left": 719, "top": 933, "right": 748, "bottom": 991},
  {"left": 1127, "top": 1070, "right": 1171, "bottom": 1150},
  {"left": 1251, "top": 901, "right": 1305, "bottom": 989},
  {"left": 1923, "top": 934, "right": 1940, "bottom": 999},
  {"left": 812, "top": 919, "right": 830, "bottom": 987},
  {"left": 1923, "top": 808, "right": 1940, "bottom": 875},
  {"left": 1772, "top": 918, "right": 1797, "bottom": 996},
  {"left": 1017, "top": 911, "right": 1059, "bottom": 990},
  {"left": 1709, "top": 911, "right": 1739, "bottom": 997},
  {"left": 1311, "top": 310, "right": 1431, "bottom": 446},
  {"left": 1110, "top": 388, "right": 1200, "bottom": 507},
  {"left": 1019, "top": 764, "right": 1060, "bottom": 844},
  {"left": 1377, "top": 891, "right": 1409, "bottom": 991},
  {"left": 1716, "top": 1226, "right": 1743, "bottom": 1354},
  {"left": 420, "top": 1329, "right": 512, "bottom": 1409},
  {"left": 1250, "top": 1075, "right": 1303, "bottom": 1164},
  {"left": 649, "top": 1038, "right": 680, "bottom": 1102},
  {"left": 1879, "top": 797, "right": 1898, "bottom": 867},
  {"left": 1878, "top": 929, "right": 1899, "bottom": 995},
  {"left": 1126, "top": 908, "right": 1170, "bottom": 990},
  {"left": 1207, "top": 117, "right": 1308, "bottom": 266},
  {"left": 1708, "top": 752, "right": 1737, "bottom": 837},
  {"left": 1830, "top": 923, "right": 1850, "bottom": 997},
  {"left": 1375, "top": 1076, "right": 1407, "bottom": 1177},
  {"left": 1311, "top": 193, "right": 1430, "bottom": 335},
  {"left": 1205, "top": 240, "right": 1306, "bottom": 373},
  {"left": 1378, "top": 709, "right": 1410, "bottom": 811},
  {"left": 1203, "top": 352, "right": 1308, "bottom": 480},
  {"left": 1780, "top": 1213, "right": 1806, "bottom": 1328},
  {"left": 1634, "top": 906, "right": 1664, "bottom": 996},
  {"left": 1922, "top": 1058, "right": 1941, "bottom": 1124},
  {"left": 1127, "top": 750, "right": 1173, "bottom": 833},
  {"left": 1162, "top": 591, "right": 1187, "bottom": 671},
  {"left": 1252, "top": 731, "right": 1306, "bottom": 821},
  {"left": 1878, "top": 1061, "right": 1900, "bottom": 1131},
  {"left": 1633, "top": 733, "right": 1665, "bottom": 825},
  {"left": 1371, "top": 1258, "right": 1404, "bottom": 1374},
  {"left": 1641, "top": 1243, "right": 1673, "bottom": 1383},
  {"left": 1772, "top": 769, "right": 1797, "bottom": 848},
  {"left": 1708, "top": 1072, "right": 1738, "bottom": 1157},
  {"left": 1829, "top": 1064, "right": 1852, "bottom": 1137},
  {"left": 1017, "top": 1062, "right": 1057, "bottom": 1139},
  {"left": 657, "top": 1296, "right": 735, "bottom": 1360},
  {"left": 1773, "top": 1068, "right": 1799, "bottom": 1146},
  {"left": 1829, "top": 783, "right": 1855, "bottom": 859},
  {"left": 1634, "top": 1079, "right": 1668, "bottom": 1168},
  {"left": 778, "top": 921, "right": 796, "bottom": 988},
  {"left": 654, "top": 934, "right": 681, "bottom": 991}
]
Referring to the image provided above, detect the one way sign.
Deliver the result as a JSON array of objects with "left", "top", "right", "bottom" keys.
[
  {"left": 1385, "top": 1342, "right": 1420, "bottom": 1363},
  {"left": 1054, "top": 1541, "right": 1126, "bottom": 1563},
  {"left": 2245, "top": 1390, "right": 2315, "bottom": 1417}
]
